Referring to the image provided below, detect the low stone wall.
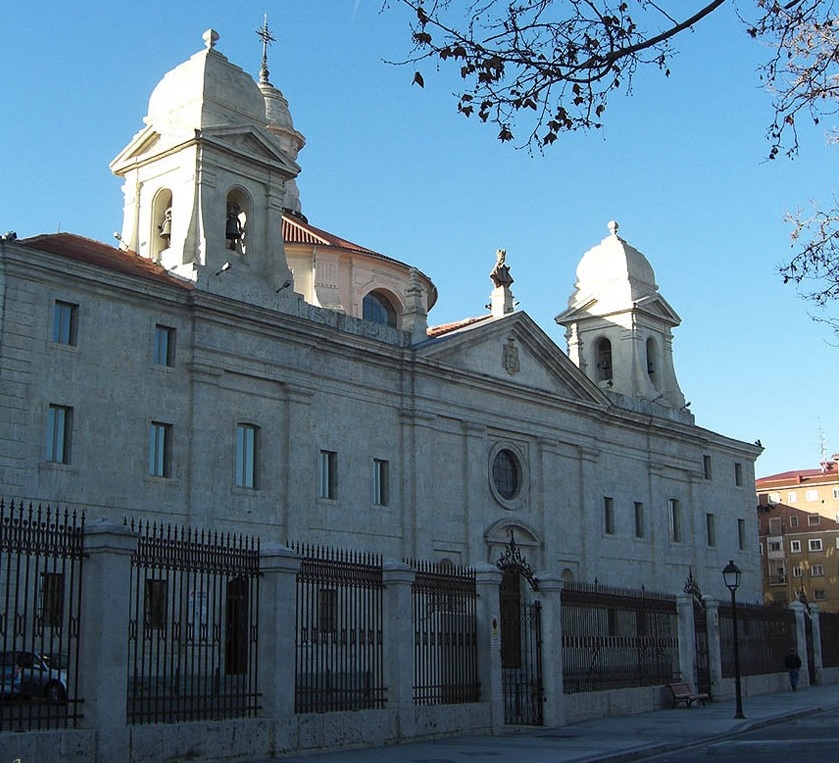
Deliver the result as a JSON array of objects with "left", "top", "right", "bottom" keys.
[
  {"left": 0, "top": 728, "right": 95, "bottom": 763},
  {"left": 563, "top": 686, "right": 666, "bottom": 725}
]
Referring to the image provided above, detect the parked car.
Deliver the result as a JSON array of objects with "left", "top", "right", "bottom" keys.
[
  {"left": 12, "top": 651, "right": 67, "bottom": 702},
  {"left": 0, "top": 653, "right": 21, "bottom": 698}
]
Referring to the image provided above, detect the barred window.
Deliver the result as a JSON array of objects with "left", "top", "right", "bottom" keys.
[
  {"left": 144, "top": 579, "right": 168, "bottom": 630},
  {"left": 40, "top": 572, "right": 64, "bottom": 628}
]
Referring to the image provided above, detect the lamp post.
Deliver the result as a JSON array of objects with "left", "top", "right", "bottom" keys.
[{"left": 722, "top": 560, "right": 745, "bottom": 719}]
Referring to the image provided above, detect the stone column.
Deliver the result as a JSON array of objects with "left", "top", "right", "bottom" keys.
[
  {"left": 78, "top": 520, "right": 137, "bottom": 763},
  {"left": 474, "top": 564, "right": 504, "bottom": 731},
  {"left": 382, "top": 560, "right": 416, "bottom": 738},
  {"left": 704, "top": 596, "right": 724, "bottom": 699},
  {"left": 676, "top": 593, "right": 697, "bottom": 684},
  {"left": 536, "top": 573, "right": 565, "bottom": 728},
  {"left": 284, "top": 385, "right": 314, "bottom": 542},
  {"left": 259, "top": 542, "right": 302, "bottom": 746},
  {"left": 790, "top": 601, "right": 810, "bottom": 688}
]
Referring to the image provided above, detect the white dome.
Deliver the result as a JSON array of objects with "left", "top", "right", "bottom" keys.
[{"left": 146, "top": 29, "right": 267, "bottom": 131}]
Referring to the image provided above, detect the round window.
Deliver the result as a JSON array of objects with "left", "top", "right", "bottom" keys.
[{"left": 492, "top": 448, "right": 521, "bottom": 500}]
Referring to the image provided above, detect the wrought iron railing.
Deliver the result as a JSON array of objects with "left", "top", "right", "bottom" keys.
[
  {"left": 0, "top": 500, "right": 84, "bottom": 730},
  {"left": 561, "top": 581, "right": 678, "bottom": 693},
  {"left": 718, "top": 601, "right": 795, "bottom": 677},
  {"left": 126, "top": 521, "right": 260, "bottom": 724},
  {"left": 820, "top": 611, "right": 839, "bottom": 668},
  {"left": 407, "top": 558, "right": 479, "bottom": 705},
  {"left": 293, "top": 544, "right": 385, "bottom": 713}
]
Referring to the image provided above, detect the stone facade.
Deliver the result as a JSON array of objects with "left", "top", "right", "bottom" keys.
[{"left": 0, "top": 29, "right": 761, "bottom": 602}]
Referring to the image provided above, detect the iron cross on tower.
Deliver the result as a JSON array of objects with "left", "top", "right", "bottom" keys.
[{"left": 256, "top": 15, "right": 276, "bottom": 83}]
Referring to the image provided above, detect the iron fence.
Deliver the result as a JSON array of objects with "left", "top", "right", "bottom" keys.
[
  {"left": 561, "top": 582, "right": 678, "bottom": 694},
  {"left": 0, "top": 500, "right": 84, "bottom": 730},
  {"left": 718, "top": 601, "right": 795, "bottom": 678},
  {"left": 820, "top": 611, "right": 839, "bottom": 668},
  {"left": 407, "top": 558, "right": 479, "bottom": 705},
  {"left": 127, "top": 521, "right": 260, "bottom": 724},
  {"left": 293, "top": 544, "right": 385, "bottom": 713}
]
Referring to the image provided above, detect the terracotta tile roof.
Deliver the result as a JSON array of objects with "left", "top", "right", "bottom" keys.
[
  {"left": 17, "top": 233, "right": 194, "bottom": 290},
  {"left": 282, "top": 215, "right": 382, "bottom": 256},
  {"left": 426, "top": 315, "right": 492, "bottom": 338},
  {"left": 757, "top": 462, "right": 839, "bottom": 486}
]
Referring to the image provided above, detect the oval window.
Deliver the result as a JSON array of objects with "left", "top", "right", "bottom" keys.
[{"left": 492, "top": 449, "right": 520, "bottom": 500}]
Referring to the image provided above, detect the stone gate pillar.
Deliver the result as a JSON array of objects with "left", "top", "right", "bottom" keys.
[
  {"left": 474, "top": 563, "right": 504, "bottom": 731},
  {"left": 536, "top": 573, "right": 565, "bottom": 728}
]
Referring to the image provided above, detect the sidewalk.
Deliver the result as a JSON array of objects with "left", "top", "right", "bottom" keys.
[{"left": 255, "top": 683, "right": 839, "bottom": 763}]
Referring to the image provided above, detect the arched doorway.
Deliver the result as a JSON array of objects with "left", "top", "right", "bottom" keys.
[{"left": 496, "top": 531, "right": 543, "bottom": 725}]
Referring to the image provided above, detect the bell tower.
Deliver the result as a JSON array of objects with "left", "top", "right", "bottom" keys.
[
  {"left": 110, "top": 28, "right": 299, "bottom": 305},
  {"left": 556, "top": 222, "right": 688, "bottom": 416}
]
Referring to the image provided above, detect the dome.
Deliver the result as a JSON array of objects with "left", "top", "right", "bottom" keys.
[
  {"left": 575, "top": 221, "right": 656, "bottom": 293},
  {"left": 146, "top": 29, "right": 267, "bottom": 132}
]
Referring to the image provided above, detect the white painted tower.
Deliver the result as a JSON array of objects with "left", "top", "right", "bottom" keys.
[{"left": 556, "top": 221, "right": 689, "bottom": 417}]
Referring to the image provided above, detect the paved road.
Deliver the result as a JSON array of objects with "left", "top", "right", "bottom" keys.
[{"left": 637, "top": 707, "right": 839, "bottom": 763}]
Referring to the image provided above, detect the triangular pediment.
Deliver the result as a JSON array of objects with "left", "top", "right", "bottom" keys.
[
  {"left": 556, "top": 292, "right": 680, "bottom": 327},
  {"left": 202, "top": 126, "right": 300, "bottom": 176},
  {"left": 419, "top": 312, "right": 607, "bottom": 405},
  {"left": 110, "top": 126, "right": 169, "bottom": 174}
]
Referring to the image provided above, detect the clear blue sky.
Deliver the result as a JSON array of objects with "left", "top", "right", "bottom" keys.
[{"left": 1, "top": 1, "right": 837, "bottom": 478}]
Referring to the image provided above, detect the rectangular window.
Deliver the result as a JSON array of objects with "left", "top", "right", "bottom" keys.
[
  {"left": 790, "top": 540, "right": 802, "bottom": 553},
  {"left": 788, "top": 491, "right": 797, "bottom": 503},
  {"left": 734, "top": 462, "right": 743, "bottom": 486},
  {"left": 792, "top": 565, "right": 802, "bottom": 577},
  {"left": 149, "top": 421, "right": 172, "bottom": 478},
  {"left": 319, "top": 589, "right": 338, "bottom": 635},
  {"left": 769, "top": 492, "right": 781, "bottom": 503},
  {"left": 153, "top": 324, "right": 176, "bottom": 366},
  {"left": 604, "top": 497, "right": 615, "bottom": 535},
  {"left": 235, "top": 424, "right": 258, "bottom": 489},
  {"left": 805, "top": 489, "right": 818, "bottom": 502},
  {"left": 738, "top": 518, "right": 746, "bottom": 550},
  {"left": 833, "top": 488, "right": 839, "bottom": 500},
  {"left": 634, "top": 502, "right": 645, "bottom": 539},
  {"left": 669, "top": 499, "right": 682, "bottom": 543},
  {"left": 809, "top": 538, "right": 823, "bottom": 552},
  {"left": 144, "top": 578, "right": 168, "bottom": 630},
  {"left": 808, "top": 514, "right": 820, "bottom": 526},
  {"left": 759, "top": 542, "right": 764, "bottom": 555},
  {"left": 814, "top": 589, "right": 826, "bottom": 601},
  {"left": 812, "top": 564, "right": 825, "bottom": 576},
  {"left": 836, "top": 537, "right": 839, "bottom": 549},
  {"left": 372, "top": 459, "right": 390, "bottom": 506},
  {"left": 40, "top": 572, "right": 64, "bottom": 628},
  {"left": 46, "top": 404, "right": 72, "bottom": 464},
  {"left": 703, "top": 455, "right": 712, "bottom": 480},
  {"left": 51, "top": 300, "right": 78, "bottom": 345},
  {"left": 319, "top": 449, "right": 337, "bottom": 499},
  {"left": 768, "top": 540, "right": 782, "bottom": 552},
  {"left": 789, "top": 516, "right": 799, "bottom": 528},
  {"left": 768, "top": 517, "right": 781, "bottom": 534},
  {"left": 706, "top": 513, "right": 716, "bottom": 547}
]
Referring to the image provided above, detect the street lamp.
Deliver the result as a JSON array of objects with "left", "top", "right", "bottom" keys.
[{"left": 722, "top": 560, "right": 745, "bottom": 719}]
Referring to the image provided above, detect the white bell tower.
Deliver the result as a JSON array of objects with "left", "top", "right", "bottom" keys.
[
  {"left": 110, "top": 28, "right": 299, "bottom": 305},
  {"left": 556, "top": 222, "right": 688, "bottom": 415}
]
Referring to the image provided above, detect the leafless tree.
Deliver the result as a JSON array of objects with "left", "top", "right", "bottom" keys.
[{"left": 391, "top": 0, "right": 839, "bottom": 314}]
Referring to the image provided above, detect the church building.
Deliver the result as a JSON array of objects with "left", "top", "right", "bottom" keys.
[{"left": 0, "top": 29, "right": 762, "bottom": 601}]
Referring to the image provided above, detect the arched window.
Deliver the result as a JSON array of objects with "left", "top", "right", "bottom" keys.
[
  {"left": 225, "top": 187, "right": 251, "bottom": 254},
  {"left": 151, "top": 188, "right": 173, "bottom": 262},
  {"left": 596, "top": 338, "right": 612, "bottom": 381},
  {"left": 363, "top": 291, "right": 397, "bottom": 327},
  {"left": 646, "top": 337, "right": 659, "bottom": 388}
]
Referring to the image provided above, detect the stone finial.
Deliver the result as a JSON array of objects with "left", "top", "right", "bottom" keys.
[
  {"left": 607, "top": 220, "right": 619, "bottom": 237},
  {"left": 203, "top": 29, "right": 220, "bottom": 49}
]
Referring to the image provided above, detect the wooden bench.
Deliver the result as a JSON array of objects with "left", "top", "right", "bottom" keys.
[{"left": 667, "top": 682, "right": 709, "bottom": 708}]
